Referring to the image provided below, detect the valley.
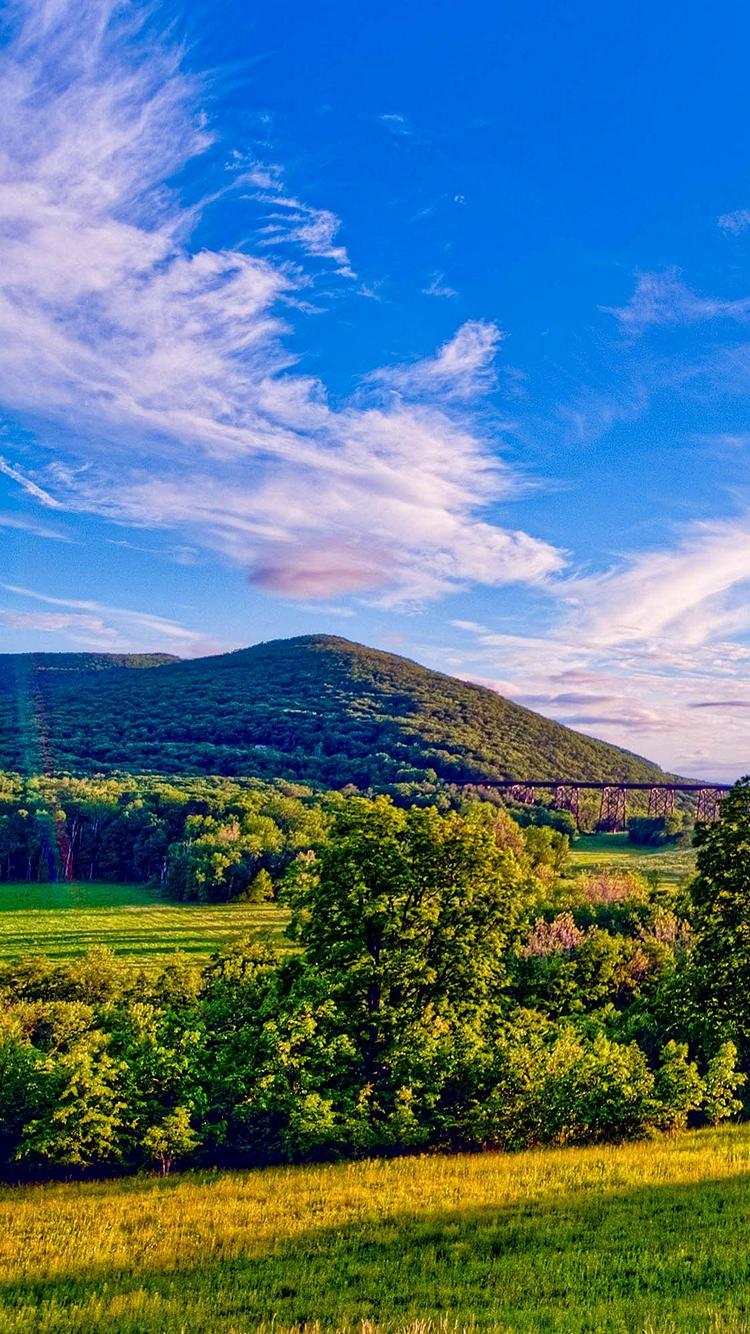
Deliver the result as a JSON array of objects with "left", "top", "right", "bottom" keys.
[{"left": 0, "top": 834, "right": 693, "bottom": 967}]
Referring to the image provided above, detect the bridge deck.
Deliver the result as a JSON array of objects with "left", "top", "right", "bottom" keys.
[{"left": 469, "top": 780, "right": 730, "bottom": 791}]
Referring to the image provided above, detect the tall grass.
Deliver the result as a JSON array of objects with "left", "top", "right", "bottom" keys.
[
  {"left": 0, "top": 837, "right": 694, "bottom": 970},
  {"left": 1, "top": 1124, "right": 750, "bottom": 1331}
]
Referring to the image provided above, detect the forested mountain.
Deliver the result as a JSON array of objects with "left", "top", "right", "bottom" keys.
[
  {"left": 0, "top": 635, "right": 678, "bottom": 787},
  {"left": 0, "top": 651, "right": 179, "bottom": 688}
]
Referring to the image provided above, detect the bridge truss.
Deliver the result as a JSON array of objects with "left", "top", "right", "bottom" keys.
[{"left": 467, "top": 781, "right": 731, "bottom": 831}]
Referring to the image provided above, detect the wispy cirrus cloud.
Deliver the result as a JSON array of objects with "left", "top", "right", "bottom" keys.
[
  {"left": 368, "top": 320, "right": 505, "bottom": 401},
  {"left": 373, "top": 112, "right": 413, "bottom": 137},
  {"left": 446, "top": 510, "right": 750, "bottom": 780},
  {"left": 604, "top": 268, "right": 750, "bottom": 334},
  {"left": 240, "top": 159, "right": 355, "bottom": 278},
  {"left": 423, "top": 273, "right": 458, "bottom": 299},
  {"left": 566, "top": 518, "right": 750, "bottom": 650},
  {"left": 0, "top": 511, "right": 74, "bottom": 542},
  {"left": 0, "top": 609, "right": 120, "bottom": 641},
  {"left": 0, "top": 583, "right": 221, "bottom": 655},
  {"left": 0, "top": 0, "right": 561, "bottom": 608},
  {"left": 0, "top": 457, "right": 62, "bottom": 508},
  {"left": 449, "top": 616, "right": 750, "bottom": 782}
]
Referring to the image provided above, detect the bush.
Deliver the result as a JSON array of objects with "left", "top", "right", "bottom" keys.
[{"left": 628, "top": 814, "right": 683, "bottom": 846}]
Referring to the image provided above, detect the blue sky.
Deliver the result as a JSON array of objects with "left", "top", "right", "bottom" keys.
[{"left": 2, "top": 0, "right": 750, "bottom": 779}]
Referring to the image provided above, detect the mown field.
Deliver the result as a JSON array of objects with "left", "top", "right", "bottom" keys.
[
  {"left": 0, "top": 836, "right": 694, "bottom": 967},
  {"left": 568, "top": 832, "right": 696, "bottom": 885},
  {"left": 1, "top": 1123, "right": 749, "bottom": 1332},
  {"left": 0, "top": 881, "right": 288, "bottom": 965}
]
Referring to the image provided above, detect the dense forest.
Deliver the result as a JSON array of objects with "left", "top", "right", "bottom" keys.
[
  {"left": 0, "top": 773, "right": 328, "bottom": 899},
  {"left": 0, "top": 637, "right": 679, "bottom": 788},
  {"left": 1, "top": 785, "right": 749, "bottom": 1175}
]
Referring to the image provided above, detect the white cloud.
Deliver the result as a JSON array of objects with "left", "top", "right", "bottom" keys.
[
  {"left": 0, "top": 583, "right": 221, "bottom": 655},
  {"left": 450, "top": 619, "right": 490, "bottom": 634},
  {"left": 719, "top": 209, "right": 750, "bottom": 236},
  {"left": 369, "top": 321, "right": 505, "bottom": 402},
  {"left": 448, "top": 512, "right": 750, "bottom": 781},
  {"left": 0, "top": 609, "right": 120, "bottom": 642},
  {"left": 374, "top": 113, "right": 413, "bottom": 137},
  {"left": 604, "top": 269, "right": 750, "bottom": 334},
  {"left": 0, "top": 2, "right": 561, "bottom": 607},
  {"left": 0, "top": 511, "right": 74, "bottom": 541},
  {"left": 567, "top": 519, "right": 750, "bottom": 650},
  {"left": 0, "top": 457, "right": 63, "bottom": 508},
  {"left": 448, "top": 618, "right": 750, "bottom": 782},
  {"left": 423, "top": 273, "right": 458, "bottom": 299},
  {"left": 241, "top": 159, "right": 355, "bottom": 278}
]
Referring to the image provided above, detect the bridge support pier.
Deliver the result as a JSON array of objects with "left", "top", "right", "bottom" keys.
[
  {"left": 554, "top": 784, "right": 581, "bottom": 829},
  {"left": 598, "top": 785, "right": 627, "bottom": 832},
  {"left": 648, "top": 786, "right": 675, "bottom": 818},
  {"left": 510, "top": 784, "right": 536, "bottom": 805},
  {"left": 696, "top": 788, "right": 723, "bottom": 823},
  {"left": 482, "top": 780, "right": 730, "bottom": 827}
]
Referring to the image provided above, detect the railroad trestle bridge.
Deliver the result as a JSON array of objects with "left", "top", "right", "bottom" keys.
[{"left": 467, "top": 781, "right": 731, "bottom": 831}]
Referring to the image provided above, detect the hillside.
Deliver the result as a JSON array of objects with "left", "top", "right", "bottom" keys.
[
  {"left": 2, "top": 1127, "right": 748, "bottom": 1333},
  {"left": 0, "top": 651, "right": 179, "bottom": 688},
  {"left": 0, "top": 635, "right": 677, "bottom": 787}
]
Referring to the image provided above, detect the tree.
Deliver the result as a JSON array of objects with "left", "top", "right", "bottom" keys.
[
  {"left": 19, "top": 1032, "right": 126, "bottom": 1166},
  {"left": 689, "top": 778, "right": 750, "bottom": 1042},
  {"left": 653, "top": 1041, "right": 703, "bottom": 1132},
  {"left": 0, "top": 1029, "right": 46, "bottom": 1161},
  {"left": 283, "top": 798, "right": 541, "bottom": 1138},
  {"left": 142, "top": 1106, "right": 201, "bottom": 1175},
  {"left": 628, "top": 814, "right": 683, "bottom": 846},
  {"left": 245, "top": 868, "right": 274, "bottom": 903},
  {"left": 702, "top": 1041, "right": 746, "bottom": 1125}
]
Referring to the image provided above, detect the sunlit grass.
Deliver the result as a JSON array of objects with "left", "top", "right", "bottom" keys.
[
  {"left": 1, "top": 1124, "right": 750, "bottom": 1330},
  {"left": 569, "top": 833, "right": 696, "bottom": 886},
  {"left": 0, "top": 882, "right": 289, "bottom": 965}
]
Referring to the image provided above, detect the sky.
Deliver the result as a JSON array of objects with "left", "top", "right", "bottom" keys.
[{"left": 1, "top": 0, "right": 750, "bottom": 781}]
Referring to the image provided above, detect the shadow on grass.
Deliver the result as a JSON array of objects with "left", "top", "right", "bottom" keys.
[{"left": 3, "top": 1171, "right": 750, "bottom": 1331}]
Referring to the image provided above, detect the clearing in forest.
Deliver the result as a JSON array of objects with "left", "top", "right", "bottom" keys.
[{"left": 0, "top": 881, "right": 288, "bottom": 965}]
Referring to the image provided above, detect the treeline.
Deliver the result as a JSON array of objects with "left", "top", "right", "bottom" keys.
[
  {"left": 0, "top": 791, "right": 748, "bottom": 1176},
  {"left": 0, "top": 773, "right": 576, "bottom": 896},
  {"left": 0, "top": 774, "right": 328, "bottom": 899}
]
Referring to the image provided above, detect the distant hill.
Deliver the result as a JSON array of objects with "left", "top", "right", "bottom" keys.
[
  {"left": 0, "top": 635, "right": 678, "bottom": 787},
  {"left": 0, "top": 652, "right": 180, "bottom": 686}
]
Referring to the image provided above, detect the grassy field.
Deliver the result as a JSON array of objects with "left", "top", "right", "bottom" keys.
[
  {"left": 569, "top": 832, "right": 696, "bottom": 885},
  {"left": 0, "top": 881, "right": 288, "bottom": 966},
  {"left": 1, "top": 1124, "right": 750, "bottom": 1331},
  {"left": 0, "top": 835, "right": 694, "bottom": 969}
]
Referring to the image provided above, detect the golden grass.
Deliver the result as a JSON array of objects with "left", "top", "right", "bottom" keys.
[{"left": 2, "top": 1124, "right": 750, "bottom": 1331}]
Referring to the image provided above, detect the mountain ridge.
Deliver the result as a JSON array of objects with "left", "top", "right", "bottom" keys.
[{"left": 0, "top": 634, "right": 682, "bottom": 786}]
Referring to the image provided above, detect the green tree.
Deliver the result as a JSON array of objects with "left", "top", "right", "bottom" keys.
[
  {"left": 20, "top": 1032, "right": 126, "bottom": 1166},
  {"left": 245, "top": 868, "right": 274, "bottom": 903},
  {"left": 690, "top": 778, "right": 750, "bottom": 1042},
  {"left": 654, "top": 1041, "right": 704, "bottom": 1132},
  {"left": 702, "top": 1041, "right": 746, "bottom": 1125},
  {"left": 283, "top": 798, "right": 540, "bottom": 1140},
  {"left": 142, "top": 1106, "right": 201, "bottom": 1175}
]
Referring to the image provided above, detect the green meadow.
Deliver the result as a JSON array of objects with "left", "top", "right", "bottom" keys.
[
  {"left": 1, "top": 1123, "right": 750, "bottom": 1332},
  {"left": 0, "top": 881, "right": 288, "bottom": 965},
  {"left": 568, "top": 831, "right": 696, "bottom": 885},
  {"left": 0, "top": 835, "right": 693, "bottom": 967}
]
